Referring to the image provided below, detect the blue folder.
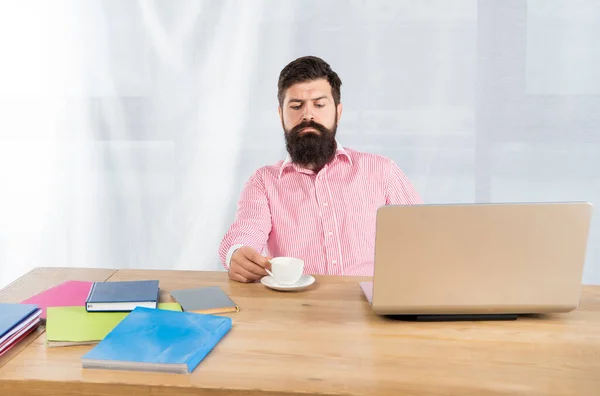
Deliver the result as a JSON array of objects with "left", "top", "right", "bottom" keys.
[
  {"left": 0, "top": 303, "right": 40, "bottom": 341},
  {"left": 81, "top": 306, "right": 232, "bottom": 374}
]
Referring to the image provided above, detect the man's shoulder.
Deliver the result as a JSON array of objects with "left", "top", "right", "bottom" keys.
[
  {"left": 342, "top": 147, "right": 395, "bottom": 167},
  {"left": 246, "top": 160, "right": 287, "bottom": 182}
]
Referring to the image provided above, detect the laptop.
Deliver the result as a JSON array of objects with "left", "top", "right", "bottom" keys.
[{"left": 362, "top": 202, "right": 593, "bottom": 320}]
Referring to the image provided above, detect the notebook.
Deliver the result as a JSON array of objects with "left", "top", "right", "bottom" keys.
[
  {"left": 0, "top": 322, "right": 39, "bottom": 357},
  {"left": 0, "top": 303, "right": 42, "bottom": 356},
  {"left": 81, "top": 307, "right": 232, "bottom": 374},
  {"left": 85, "top": 280, "right": 159, "bottom": 312},
  {"left": 46, "top": 302, "right": 182, "bottom": 347},
  {"left": 21, "top": 280, "right": 93, "bottom": 320},
  {"left": 170, "top": 286, "right": 239, "bottom": 314}
]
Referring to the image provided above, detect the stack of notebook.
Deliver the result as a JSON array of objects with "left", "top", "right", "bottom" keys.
[
  {"left": 16, "top": 278, "right": 238, "bottom": 374},
  {"left": 21, "top": 279, "right": 162, "bottom": 347},
  {"left": 0, "top": 303, "right": 42, "bottom": 357}
]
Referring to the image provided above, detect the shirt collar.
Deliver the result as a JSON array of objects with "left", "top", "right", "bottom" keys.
[{"left": 278, "top": 140, "right": 352, "bottom": 179}]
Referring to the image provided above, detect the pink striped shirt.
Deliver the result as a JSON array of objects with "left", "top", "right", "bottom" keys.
[{"left": 218, "top": 143, "right": 423, "bottom": 276}]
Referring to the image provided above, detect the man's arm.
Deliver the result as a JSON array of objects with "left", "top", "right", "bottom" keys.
[
  {"left": 218, "top": 171, "right": 272, "bottom": 270},
  {"left": 385, "top": 160, "right": 423, "bottom": 205}
]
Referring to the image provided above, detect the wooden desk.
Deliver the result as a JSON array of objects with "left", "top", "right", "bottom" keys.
[{"left": 0, "top": 267, "right": 599, "bottom": 396}]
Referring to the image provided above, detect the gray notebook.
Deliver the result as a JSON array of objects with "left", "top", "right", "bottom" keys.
[{"left": 169, "top": 286, "right": 239, "bottom": 314}]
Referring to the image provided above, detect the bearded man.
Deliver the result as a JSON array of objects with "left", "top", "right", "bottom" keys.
[{"left": 219, "top": 56, "right": 422, "bottom": 283}]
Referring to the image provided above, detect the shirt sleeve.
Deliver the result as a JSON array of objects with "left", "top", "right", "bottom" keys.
[
  {"left": 225, "top": 244, "right": 244, "bottom": 268},
  {"left": 385, "top": 160, "right": 423, "bottom": 205},
  {"left": 218, "top": 171, "right": 272, "bottom": 270}
]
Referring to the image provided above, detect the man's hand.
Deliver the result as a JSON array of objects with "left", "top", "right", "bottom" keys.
[{"left": 228, "top": 246, "right": 272, "bottom": 283}]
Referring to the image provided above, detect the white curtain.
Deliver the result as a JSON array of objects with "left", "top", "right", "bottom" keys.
[{"left": 1, "top": 0, "right": 599, "bottom": 287}]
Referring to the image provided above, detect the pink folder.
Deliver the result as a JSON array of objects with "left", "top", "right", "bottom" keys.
[
  {"left": 21, "top": 280, "right": 93, "bottom": 320},
  {"left": 359, "top": 281, "right": 373, "bottom": 304}
]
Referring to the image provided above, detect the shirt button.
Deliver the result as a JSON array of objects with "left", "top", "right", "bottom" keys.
[
  {"left": 323, "top": 202, "right": 328, "bottom": 207},
  {"left": 328, "top": 231, "right": 333, "bottom": 236},
  {"left": 332, "top": 260, "right": 337, "bottom": 264}
]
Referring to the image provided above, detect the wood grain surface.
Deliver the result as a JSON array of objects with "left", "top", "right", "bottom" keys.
[{"left": 0, "top": 268, "right": 599, "bottom": 396}]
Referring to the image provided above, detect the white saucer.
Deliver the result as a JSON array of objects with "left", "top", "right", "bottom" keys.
[{"left": 260, "top": 274, "right": 315, "bottom": 291}]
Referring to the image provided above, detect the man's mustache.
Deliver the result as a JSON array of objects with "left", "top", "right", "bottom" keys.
[{"left": 289, "top": 120, "right": 330, "bottom": 136}]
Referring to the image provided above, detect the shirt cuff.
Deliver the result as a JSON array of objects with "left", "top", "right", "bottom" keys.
[{"left": 226, "top": 244, "right": 244, "bottom": 269}]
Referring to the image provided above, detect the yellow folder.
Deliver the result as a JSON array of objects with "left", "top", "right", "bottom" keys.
[{"left": 45, "top": 303, "right": 182, "bottom": 347}]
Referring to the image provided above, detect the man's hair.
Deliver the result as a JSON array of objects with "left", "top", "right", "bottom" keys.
[{"left": 277, "top": 56, "right": 342, "bottom": 107}]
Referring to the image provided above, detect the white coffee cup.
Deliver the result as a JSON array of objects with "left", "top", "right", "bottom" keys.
[{"left": 267, "top": 257, "right": 304, "bottom": 285}]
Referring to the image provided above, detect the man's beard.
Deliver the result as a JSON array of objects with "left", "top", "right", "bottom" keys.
[{"left": 283, "top": 118, "right": 337, "bottom": 172}]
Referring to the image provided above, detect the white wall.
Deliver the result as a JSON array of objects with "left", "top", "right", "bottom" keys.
[{"left": 1, "top": 0, "right": 598, "bottom": 287}]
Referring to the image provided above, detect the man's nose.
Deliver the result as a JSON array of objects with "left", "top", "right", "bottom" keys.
[{"left": 302, "top": 106, "right": 314, "bottom": 121}]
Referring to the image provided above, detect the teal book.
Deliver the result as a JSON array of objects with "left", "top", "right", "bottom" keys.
[{"left": 81, "top": 307, "right": 232, "bottom": 374}]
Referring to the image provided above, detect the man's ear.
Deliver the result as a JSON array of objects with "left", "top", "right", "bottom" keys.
[
  {"left": 278, "top": 106, "right": 283, "bottom": 123},
  {"left": 336, "top": 103, "right": 343, "bottom": 122}
]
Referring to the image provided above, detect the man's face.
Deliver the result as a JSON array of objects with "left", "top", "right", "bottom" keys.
[{"left": 279, "top": 78, "right": 343, "bottom": 171}]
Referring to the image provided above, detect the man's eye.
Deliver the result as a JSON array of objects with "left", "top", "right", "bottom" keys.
[
  {"left": 315, "top": 103, "right": 325, "bottom": 108},
  {"left": 291, "top": 106, "right": 301, "bottom": 110}
]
